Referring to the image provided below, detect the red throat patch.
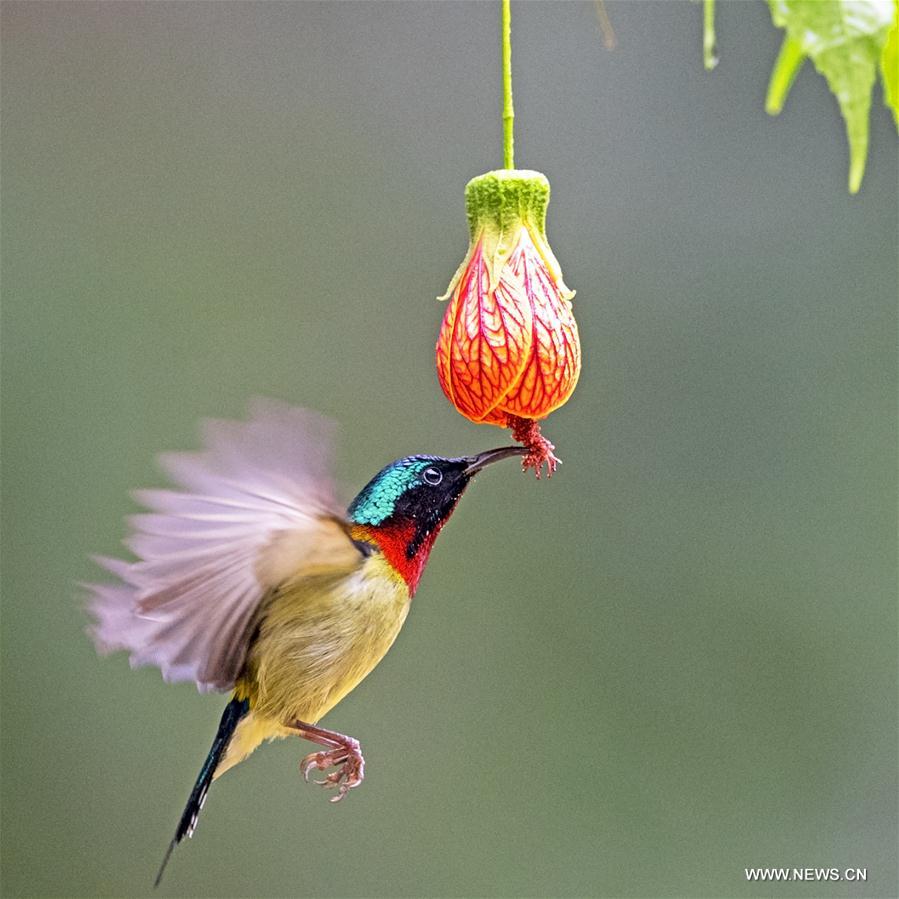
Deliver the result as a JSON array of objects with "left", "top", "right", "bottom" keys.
[{"left": 350, "top": 521, "right": 445, "bottom": 596}]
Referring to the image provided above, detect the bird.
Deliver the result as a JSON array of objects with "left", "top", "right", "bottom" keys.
[{"left": 86, "top": 398, "right": 526, "bottom": 886}]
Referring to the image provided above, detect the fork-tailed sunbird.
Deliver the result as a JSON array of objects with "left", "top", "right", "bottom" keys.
[{"left": 86, "top": 398, "right": 526, "bottom": 885}]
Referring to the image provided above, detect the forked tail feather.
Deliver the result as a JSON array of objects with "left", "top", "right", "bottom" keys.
[{"left": 154, "top": 696, "right": 249, "bottom": 887}]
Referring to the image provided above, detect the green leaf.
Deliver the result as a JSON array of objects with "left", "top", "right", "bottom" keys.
[
  {"left": 767, "top": 0, "right": 895, "bottom": 193},
  {"left": 881, "top": 0, "right": 899, "bottom": 129},
  {"left": 703, "top": 0, "right": 719, "bottom": 71},
  {"left": 765, "top": 34, "right": 806, "bottom": 114}
]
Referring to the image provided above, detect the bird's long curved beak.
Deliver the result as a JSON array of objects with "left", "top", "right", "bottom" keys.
[{"left": 463, "top": 446, "right": 528, "bottom": 475}]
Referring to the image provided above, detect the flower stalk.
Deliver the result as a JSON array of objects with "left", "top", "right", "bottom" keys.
[{"left": 502, "top": 0, "right": 514, "bottom": 168}]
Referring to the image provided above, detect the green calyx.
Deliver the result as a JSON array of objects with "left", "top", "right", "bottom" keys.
[{"left": 464, "top": 169, "right": 550, "bottom": 240}]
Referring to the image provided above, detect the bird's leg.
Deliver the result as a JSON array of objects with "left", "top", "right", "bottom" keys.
[
  {"left": 290, "top": 720, "right": 365, "bottom": 803},
  {"left": 507, "top": 414, "right": 560, "bottom": 478}
]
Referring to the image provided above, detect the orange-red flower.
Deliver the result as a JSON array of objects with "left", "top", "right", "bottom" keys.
[{"left": 436, "top": 170, "right": 581, "bottom": 475}]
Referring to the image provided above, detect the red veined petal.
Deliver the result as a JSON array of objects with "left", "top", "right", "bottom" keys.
[
  {"left": 436, "top": 236, "right": 534, "bottom": 423},
  {"left": 494, "top": 228, "right": 581, "bottom": 421}
]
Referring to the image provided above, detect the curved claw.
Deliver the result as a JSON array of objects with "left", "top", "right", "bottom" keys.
[
  {"left": 314, "top": 770, "right": 345, "bottom": 788},
  {"left": 329, "top": 775, "right": 363, "bottom": 803},
  {"left": 300, "top": 752, "right": 323, "bottom": 782}
]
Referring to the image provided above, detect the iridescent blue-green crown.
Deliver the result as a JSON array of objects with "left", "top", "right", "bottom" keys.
[{"left": 348, "top": 457, "right": 436, "bottom": 526}]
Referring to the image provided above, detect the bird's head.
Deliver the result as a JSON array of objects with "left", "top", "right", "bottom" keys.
[{"left": 347, "top": 447, "right": 526, "bottom": 594}]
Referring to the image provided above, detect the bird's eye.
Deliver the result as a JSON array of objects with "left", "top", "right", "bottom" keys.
[{"left": 422, "top": 466, "right": 443, "bottom": 486}]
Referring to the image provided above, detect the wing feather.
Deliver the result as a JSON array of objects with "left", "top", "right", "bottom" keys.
[{"left": 86, "top": 399, "right": 360, "bottom": 693}]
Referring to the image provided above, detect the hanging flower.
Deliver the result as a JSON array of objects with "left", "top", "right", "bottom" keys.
[{"left": 435, "top": 169, "right": 581, "bottom": 476}]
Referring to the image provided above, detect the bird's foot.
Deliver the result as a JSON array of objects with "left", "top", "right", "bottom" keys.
[
  {"left": 295, "top": 726, "right": 365, "bottom": 803},
  {"left": 507, "top": 415, "right": 560, "bottom": 478}
]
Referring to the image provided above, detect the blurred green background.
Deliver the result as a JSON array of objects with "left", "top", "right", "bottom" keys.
[{"left": 2, "top": 2, "right": 896, "bottom": 897}]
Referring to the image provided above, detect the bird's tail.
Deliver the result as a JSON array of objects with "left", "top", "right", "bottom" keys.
[{"left": 154, "top": 696, "right": 250, "bottom": 888}]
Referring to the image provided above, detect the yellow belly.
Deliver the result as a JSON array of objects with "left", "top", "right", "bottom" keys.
[{"left": 236, "top": 553, "right": 409, "bottom": 727}]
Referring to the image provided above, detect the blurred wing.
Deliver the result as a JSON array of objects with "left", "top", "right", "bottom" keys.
[{"left": 86, "top": 399, "right": 361, "bottom": 692}]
